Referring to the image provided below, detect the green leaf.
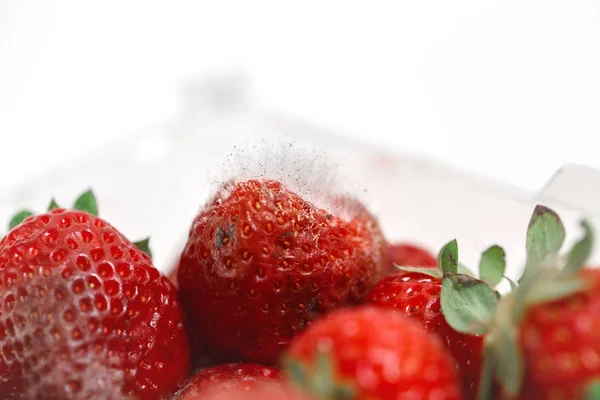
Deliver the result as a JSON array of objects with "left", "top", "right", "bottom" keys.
[
  {"left": 479, "top": 245, "right": 506, "bottom": 288},
  {"left": 494, "top": 322, "right": 524, "bottom": 397},
  {"left": 395, "top": 265, "right": 442, "bottom": 279},
  {"left": 586, "top": 380, "right": 600, "bottom": 399},
  {"left": 441, "top": 273, "right": 498, "bottom": 335},
  {"left": 523, "top": 205, "right": 565, "bottom": 279},
  {"left": 73, "top": 190, "right": 98, "bottom": 216},
  {"left": 132, "top": 238, "right": 152, "bottom": 259},
  {"left": 9, "top": 210, "right": 34, "bottom": 230},
  {"left": 438, "top": 239, "right": 458, "bottom": 274},
  {"left": 525, "top": 276, "right": 585, "bottom": 307},
  {"left": 565, "top": 220, "right": 594, "bottom": 271},
  {"left": 47, "top": 198, "right": 60, "bottom": 211}
]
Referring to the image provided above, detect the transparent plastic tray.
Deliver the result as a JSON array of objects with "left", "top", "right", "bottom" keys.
[{"left": 2, "top": 74, "right": 599, "bottom": 285}]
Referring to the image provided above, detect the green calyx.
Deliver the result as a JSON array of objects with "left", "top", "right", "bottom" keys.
[
  {"left": 466, "top": 205, "right": 594, "bottom": 399},
  {"left": 479, "top": 245, "right": 506, "bottom": 287},
  {"left": 441, "top": 273, "right": 499, "bottom": 335},
  {"left": 436, "top": 205, "right": 594, "bottom": 399},
  {"left": 47, "top": 198, "right": 60, "bottom": 211},
  {"left": 396, "top": 239, "right": 502, "bottom": 336},
  {"left": 479, "top": 292, "right": 524, "bottom": 398},
  {"left": 398, "top": 206, "right": 594, "bottom": 399},
  {"left": 439, "top": 239, "right": 459, "bottom": 274},
  {"left": 284, "top": 353, "right": 356, "bottom": 399},
  {"left": 565, "top": 220, "right": 594, "bottom": 272},
  {"left": 436, "top": 239, "right": 499, "bottom": 336},
  {"left": 72, "top": 189, "right": 98, "bottom": 216},
  {"left": 514, "top": 205, "right": 591, "bottom": 321}
]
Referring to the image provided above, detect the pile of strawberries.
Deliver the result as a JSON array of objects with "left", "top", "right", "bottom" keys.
[{"left": 1, "top": 175, "right": 600, "bottom": 400}]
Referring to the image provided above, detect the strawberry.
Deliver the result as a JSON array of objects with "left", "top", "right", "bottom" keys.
[
  {"left": 177, "top": 179, "right": 388, "bottom": 364},
  {"left": 174, "top": 363, "right": 281, "bottom": 399},
  {"left": 516, "top": 267, "right": 600, "bottom": 399},
  {"left": 0, "top": 191, "right": 190, "bottom": 399},
  {"left": 284, "top": 306, "right": 463, "bottom": 399},
  {"left": 439, "top": 206, "right": 600, "bottom": 399},
  {"left": 201, "top": 382, "right": 313, "bottom": 400},
  {"left": 364, "top": 269, "right": 483, "bottom": 399},
  {"left": 387, "top": 243, "right": 437, "bottom": 269}
]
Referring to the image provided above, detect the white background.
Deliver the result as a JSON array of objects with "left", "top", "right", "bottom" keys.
[{"left": 1, "top": 1, "right": 600, "bottom": 193}]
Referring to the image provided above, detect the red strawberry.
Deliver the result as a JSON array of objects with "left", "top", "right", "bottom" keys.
[
  {"left": 174, "top": 363, "right": 281, "bottom": 399},
  {"left": 387, "top": 243, "right": 437, "bottom": 269},
  {"left": 284, "top": 306, "right": 463, "bottom": 399},
  {"left": 201, "top": 382, "right": 313, "bottom": 400},
  {"left": 515, "top": 268, "right": 600, "bottom": 399},
  {"left": 364, "top": 270, "right": 483, "bottom": 399},
  {"left": 177, "top": 179, "right": 388, "bottom": 364},
  {"left": 0, "top": 192, "right": 190, "bottom": 399}
]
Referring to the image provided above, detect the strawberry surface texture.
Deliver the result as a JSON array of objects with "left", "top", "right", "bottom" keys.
[
  {"left": 0, "top": 209, "right": 190, "bottom": 399},
  {"left": 286, "top": 306, "right": 463, "bottom": 400},
  {"left": 177, "top": 179, "right": 388, "bottom": 364}
]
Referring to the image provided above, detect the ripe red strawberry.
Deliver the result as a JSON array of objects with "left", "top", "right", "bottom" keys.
[
  {"left": 514, "top": 267, "right": 600, "bottom": 399},
  {"left": 0, "top": 192, "right": 190, "bottom": 399},
  {"left": 174, "top": 363, "right": 281, "bottom": 399},
  {"left": 201, "top": 382, "right": 313, "bottom": 400},
  {"left": 364, "top": 270, "right": 483, "bottom": 399},
  {"left": 177, "top": 179, "right": 388, "bottom": 364},
  {"left": 284, "top": 306, "right": 463, "bottom": 399},
  {"left": 387, "top": 243, "right": 437, "bottom": 269}
]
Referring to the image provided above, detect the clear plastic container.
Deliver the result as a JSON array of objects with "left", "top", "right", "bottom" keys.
[{"left": 2, "top": 73, "right": 599, "bottom": 284}]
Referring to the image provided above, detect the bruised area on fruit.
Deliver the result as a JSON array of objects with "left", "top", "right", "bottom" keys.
[
  {"left": 0, "top": 209, "right": 190, "bottom": 399},
  {"left": 177, "top": 179, "right": 388, "bottom": 365}
]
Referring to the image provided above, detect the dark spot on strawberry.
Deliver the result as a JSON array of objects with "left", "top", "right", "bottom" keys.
[
  {"left": 215, "top": 225, "right": 236, "bottom": 248},
  {"left": 215, "top": 228, "right": 226, "bottom": 248},
  {"left": 306, "top": 296, "right": 318, "bottom": 313}
]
